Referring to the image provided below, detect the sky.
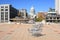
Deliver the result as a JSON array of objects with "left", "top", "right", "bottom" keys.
[{"left": 0, "top": 0, "right": 55, "bottom": 13}]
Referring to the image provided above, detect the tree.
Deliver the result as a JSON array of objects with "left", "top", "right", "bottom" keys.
[
  {"left": 35, "top": 12, "right": 45, "bottom": 22},
  {"left": 35, "top": 17, "right": 43, "bottom": 22}
]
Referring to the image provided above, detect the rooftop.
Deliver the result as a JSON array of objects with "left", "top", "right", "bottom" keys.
[{"left": 0, "top": 4, "right": 11, "bottom": 6}]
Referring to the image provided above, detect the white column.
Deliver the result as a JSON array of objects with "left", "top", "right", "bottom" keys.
[
  {"left": 55, "top": 0, "right": 59, "bottom": 12},
  {"left": 4, "top": 6, "right": 5, "bottom": 22},
  {"left": 24, "top": 12, "right": 26, "bottom": 19},
  {"left": 59, "top": 0, "right": 60, "bottom": 14},
  {"left": 8, "top": 5, "right": 10, "bottom": 22},
  {"left": 0, "top": 6, "right": 1, "bottom": 22},
  {"left": 55, "top": 0, "right": 60, "bottom": 14}
]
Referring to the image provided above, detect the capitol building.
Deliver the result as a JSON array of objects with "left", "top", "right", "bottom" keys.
[{"left": 30, "top": 6, "right": 36, "bottom": 19}]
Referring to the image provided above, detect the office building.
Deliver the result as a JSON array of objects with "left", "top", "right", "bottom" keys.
[
  {"left": 10, "top": 9, "right": 29, "bottom": 23},
  {"left": 0, "top": 4, "right": 18, "bottom": 23},
  {"left": 46, "top": 8, "right": 60, "bottom": 23},
  {"left": 45, "top": 0, "right": 60, "bottom": 23},
  {"left": 19, "top": 9, "right": 28, "bottom": 19}
]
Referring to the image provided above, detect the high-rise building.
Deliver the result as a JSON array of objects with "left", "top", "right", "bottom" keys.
[
  {"left": 0, "top": 4, "right": 18, "bottom": 23},
  {"left": 55, "top": 0, "right": 60, "bottom": 14},
  {"left": 19, "top": 9, "right": 28, "bottom": 19}
]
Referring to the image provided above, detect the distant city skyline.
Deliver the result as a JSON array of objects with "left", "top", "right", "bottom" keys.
[{"left": 0, "top": 0, "right": 55, "bottom": 13}]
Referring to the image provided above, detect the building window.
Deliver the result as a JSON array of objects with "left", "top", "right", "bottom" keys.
[
  {"left": 5, "top": 18, "right": 8, "bottom": 20},
  {"left": 1, "top": 12, "right": 4, "bottom": 15},
  {"left": 1, "top": 12, "right": 4, "bottom": 18},
  {"left": 1, "top": 18, "right": 4, "bottom": 20},
  {"left": 46, "top": 20, "right": 49, "bottom": 22},
  {"left": 46, "top": 17, "right": 48, "bottom": 19},
  {"left": 5, "top": 12, "right": 8, "bottom": 14},
  {"left": 50, "top": 17, "right": 52, "bottom": 19},
  {"left": 1, "top": 12, "right": 4, "bottom": 21},
  {"left": 1, "top": 20, "right": 4, "bottom": 23},
  {"left": 5, "top": 12, "right": 8, "bottom": 18},
  {"left": 5, "top": 14, "right": 8, "bottom": 17},
  {"left": 1, "top": 14, "right": 4, "bottom": 17},
  {"left": 57, "top": 17, "right": 59, "bottom": 19},
  {"left": 5, "top": 12, "right": 8, "bottom": 15},
  {"left": 1, "top": 9, "right": 4, "bottom": 11},
  {"left": 58, "top": 20, "right": 60, "bottom": 22},
  {"left": 5, "top": 6, "right": 8, "bottom": 8},
  {"left": 5, "top": 9, "right": 8, "bottom": 11},
  {"left": 53, "top": 17, "right": 56, "bottom": 19},
  {"left": 50, "top": 20, "right": 52, "bottom": 22},
  {"left": 1, "top": 6, "right": 4, "bottom": 8},
  {"left": 5, "top": 20, "right": 8, "bottom": 22},
  {"left": 1, "top": 12, "right": 4, "bottom": 14}
]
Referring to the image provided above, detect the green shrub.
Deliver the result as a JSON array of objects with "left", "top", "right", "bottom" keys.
[{"left": 35, "top": 18, "right": 43, "bottom": 22}]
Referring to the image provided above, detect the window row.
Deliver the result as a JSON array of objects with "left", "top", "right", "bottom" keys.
[
  {"left": 1, "top": 9, "right": 8, "bottom": 11},
  {"left": 1, "top": 18, "right": 8, "bottom": 20},
  {"left": 46, "top": 17, "right": 60, "bottom": 19},
  {"left": 1, "top": 20, "right": 8, "bottom": 22},
  {"left": 1, "top": 12, "right": 8, "bottom": 14},
  {"left": 1, "top": 6, "right": 8, "bottom": 8},
  {"left": 1, "top": 12, "right": 8, "bottom": 18}
]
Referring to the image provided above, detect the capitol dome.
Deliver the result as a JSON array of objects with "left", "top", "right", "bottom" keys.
[{"left": 31, "top": 6, "right": 34, "bottom": 10}]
